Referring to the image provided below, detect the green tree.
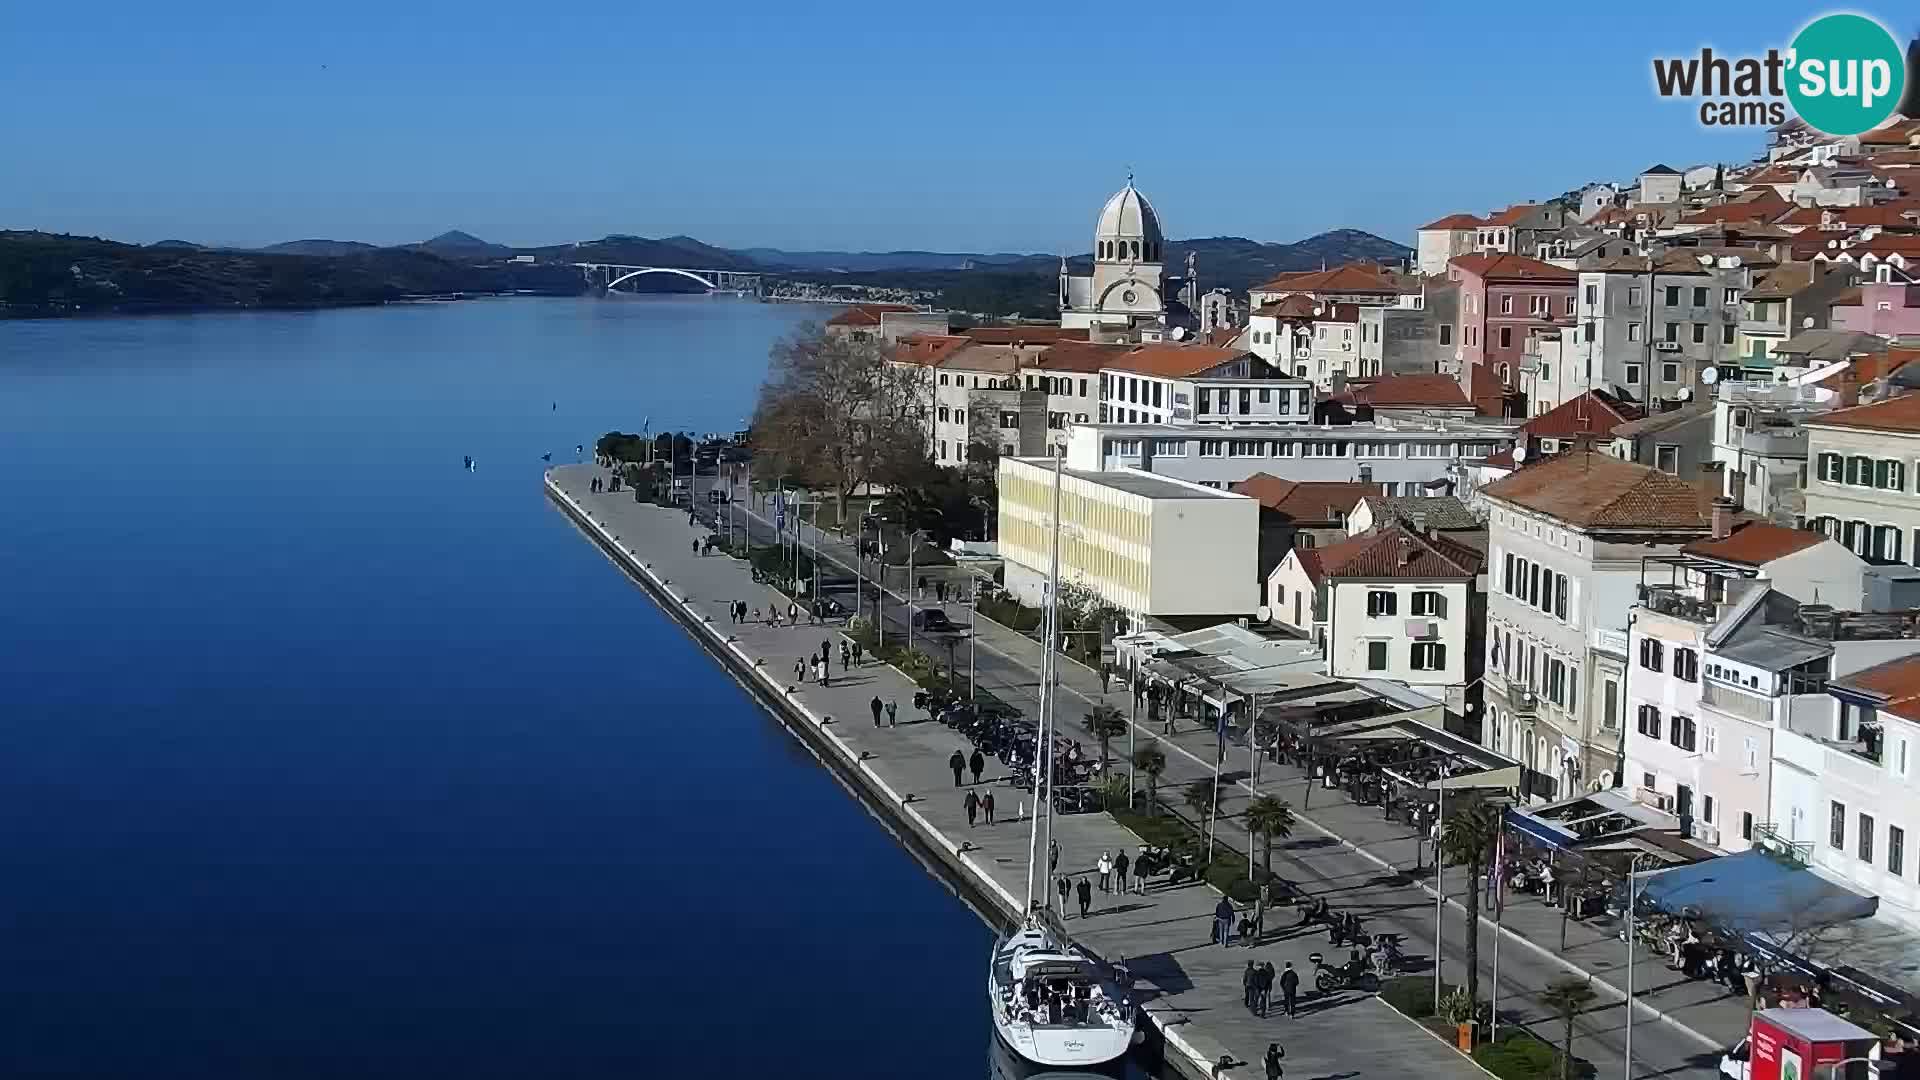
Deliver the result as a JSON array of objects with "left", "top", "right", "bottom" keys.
[
  {"left": 1245, "top": 796, "right": 1296, "bottom": 879},
  {"left": 1132, "top": 743, "right": 1167, "bottom": 817},
  {"left": 1183, "top": 778, "right": 1217, "bottom": 845},
  {"left": 1439, "top": 796, "right": 1502, "bottom": 1013},
  {"left": 1082, "top": 706, "right": 1128, "bottom": 771},
  {"left": 1540, "top": 976, "right": 1597, "bottom": 1080}
]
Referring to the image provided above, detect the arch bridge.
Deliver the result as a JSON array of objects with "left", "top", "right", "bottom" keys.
[{"left": 576, "top": 263, "right": 763, "bottom": 295}]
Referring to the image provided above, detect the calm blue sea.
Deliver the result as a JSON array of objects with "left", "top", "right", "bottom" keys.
[{"left": 0, "top": 296, "right": 996, "bottom": 1079}]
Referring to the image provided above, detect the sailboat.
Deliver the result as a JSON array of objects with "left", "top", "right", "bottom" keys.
[{"left": 987, "top": 456, "right": 1135, "bottom": 1068}]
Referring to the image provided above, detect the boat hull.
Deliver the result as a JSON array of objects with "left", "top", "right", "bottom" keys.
[{"left": 988, "top": 933, "right": 1133, "bottom": 1068}]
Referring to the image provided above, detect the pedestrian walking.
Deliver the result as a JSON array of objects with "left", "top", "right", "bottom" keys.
[
  {"left": 1048, "top": 838, "right": 1059, "bottom": 876},
  {"left": 852, "top": 640, "right": 863, "bottom": 666},
  {"left": 1131, "top": 853, "right": 1147, "bottom": 894},
  {"left": 1257, "top": 962, "right": 1275, "bottom": 1017},
  {"left": 969, "top": 749, "right": 985, "bottom": 784},
  {"left": 1213, "top": 896, "right": 1235, "bottom": 946},
  {"left": 870, "top": 696, "right": 884, "bottom": 728},
  {"left": 949, "top": 749, "right": 966, "bottom": 787},
  {"left": 964, "top": 790, "right": 980, "bottom": 827},
  {"left": 820, "top": 640, "right": 831, "bottom": 666},
  {"left": 787, "top": 602, "right": 799, "bottom": 625},
  {"left": 817, "top": 658, "right": 830, "bottom": 687},
  {"left": 1264, "top": 1043, "right": 1285, "bottom": 1080},
  {"left": 1097, "top": 851, "right": 1113, "bottom": 893},
  {"left": 1249, "top": 891, "right": 1267, "bottom": 946},
  {"left": 1101, "top": 662, "right": 1112, "bottom": 693},
  {"left": 886, "top": 701, "right": 897, "bottom": 727},
  {"left": 1114, "top": 850, "right": 1130, "bottom": 891},
  {"left": 917, "top": 574, "right": 928, "bottom": 597},
  {"left": 1055, "top": 874, "right": 1070, "bottom": 913},
  {"left": 1075, "top": 877, "right": 1092, "bottom": 920},
  {"left": 981, "top": 791, "right": 995, "bottom": 824},
  {"left": 1243, "top": 961, "right": 1259, "bottom": 1010},
  {"left": 795, "top": 658, "right": 807, "bottom": 683},
  {"left": 840, "top": 641, "right": 850, "bottom": 669},
  {"left": 1279, "top": 962, "right": 1299, "bottom": 1017}
]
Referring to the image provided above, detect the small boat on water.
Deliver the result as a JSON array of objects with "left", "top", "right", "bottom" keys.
[{"left": 988, "top": 923, "right": 1135, "bottom": 1068}]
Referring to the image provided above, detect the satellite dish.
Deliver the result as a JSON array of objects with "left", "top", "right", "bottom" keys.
[
  {"left": 1803, "top": 316, "right": 1816, "bottom": 328},
  {"left": 1513, "top": 444, "right": 1530, "bottom": 463},
  {"left": 1256, "top": 605, "right": 1273, "bottom": 623},
  {"left": 1696, "top": 254, "right": 1714, "bottom": 265},
  {"left": 1679, "top": 387, "right": 1694, "bottom": 401},
  {"left": 1701, "top": 367, "right": 1721, "bottom": 385}
]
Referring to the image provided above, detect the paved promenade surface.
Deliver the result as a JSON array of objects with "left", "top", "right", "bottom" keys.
[
  {"left": 723, "top": 478, "right": 1739, "bottom": 1078},
  {"left": 548, "top": 465, "right": 1482, "bottom": 1080}
]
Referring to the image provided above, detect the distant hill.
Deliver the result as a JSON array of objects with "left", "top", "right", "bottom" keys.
[
  {"left": 742, "top": 248, "right": 1043, "bottom": 273},
  {"left": 260, "top": 239, "right": 380, "bottom": 257},
  {"left": 148, "top": 239, "right": 204, "bottom": 250},
  {"left": 522, "top": 233, "right": 763, "bottom": 272},
  {"left": 417, "top": 230, "right": 513, "bottom": 258}
]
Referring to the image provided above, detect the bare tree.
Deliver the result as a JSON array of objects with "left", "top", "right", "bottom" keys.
[{"left": 750, "top": 322, "right": 930, "bottom": 516}]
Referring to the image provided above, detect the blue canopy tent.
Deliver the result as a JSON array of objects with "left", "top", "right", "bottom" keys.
[{"left": 1640, "top": 850, "right": 1878, "bottom": 932}]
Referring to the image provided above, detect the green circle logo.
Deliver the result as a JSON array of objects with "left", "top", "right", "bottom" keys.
[{"left": 1786, "top": 14, "right": 1906, "bottom": 136}]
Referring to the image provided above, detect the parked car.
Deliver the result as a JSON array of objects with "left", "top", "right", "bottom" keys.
[{"left": 911, "top": 608, "right": 956, "bottom": 633}]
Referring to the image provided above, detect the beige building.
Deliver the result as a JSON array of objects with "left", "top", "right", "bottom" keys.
[
  {"left": 998, "top": 458, "right": 1258, "bottom": 625},
  {"left": 1804, "top": 393, "right": 1920, "bottom": 564}
]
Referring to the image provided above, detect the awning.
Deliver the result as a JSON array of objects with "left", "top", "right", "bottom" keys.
[
  {"left": 1640, "top": 850, "right": 1879, "bottom": 932},
  {"left": 1504, "top": 808, "right": 1578, "bottom": 850}
]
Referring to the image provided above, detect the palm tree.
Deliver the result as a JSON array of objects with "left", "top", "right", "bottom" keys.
[
  {"left": 1438, "top": 796, "right": 1502, "bottom": 1014},
  {"left": 1083, "top": 706, "right": 1128, "bottom": 771},
  {"left": 1132, "top": 744, "right": 1167, "bottom": 816},
  {"left": 1539, "top": 976, "right": 1597, "bottom": 1080},
  {"left": 1245, "top": 796, "right": 1296, "bottom": 880}
]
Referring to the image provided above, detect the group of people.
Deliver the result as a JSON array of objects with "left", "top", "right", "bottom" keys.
[
  {"left": 950, "top": 748, "right": 987, "bottom": 786},
  {"left": 725, "top": 599, "right": 806, "bottom": 629},
  {"left": 588, "top": 474, "right": 622, "bottom": 494},
  {"left": 915, "top": 576, "right": 958, "bottom": 603},
  {"left": 868, "top": 696, "right": 898, "bottom": 728},
  {"left": 1241, "top": 959, "right": 1300, "bottom": 1018},
  {"left": 793, "top": 638, "right": 840, "bottom": 686}
]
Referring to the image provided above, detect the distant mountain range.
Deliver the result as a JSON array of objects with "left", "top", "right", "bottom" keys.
[{"left": 8, "top": 223, "right": 1410, "bottom": 319}]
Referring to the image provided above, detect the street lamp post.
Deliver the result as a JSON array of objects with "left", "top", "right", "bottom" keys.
[
  {"left": 969, "top": 582, "right": 978, "bottom": 703},
  {"left": 1433, "top": 751, "right": 1452, "bottom": 1016}
]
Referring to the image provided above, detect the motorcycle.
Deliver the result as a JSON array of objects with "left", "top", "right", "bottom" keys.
[{"left": 1308, "top": 951, "right": 1379, "bottom": 993}]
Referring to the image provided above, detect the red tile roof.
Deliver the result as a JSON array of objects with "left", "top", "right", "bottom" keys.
[
  {"left": 1861, "top": 120, "right": 1920, "bottom": 147},
  {"left": 1290, "top": 544, "right": 1329, "bottom": 586},
  {"left": 1029, "top": 340, "right": 1127, "bottom": 373},
  {"left": 827, "top": 303, "right": 919, "bottom": 327},
  {"left": 1254, "top": 295, "right": 1321, "bottom": 319},
  {"left": 1250, "top": 263, "right": 1404, "bottom": 296},
  {"left": 890, "top": 334, "right": 971, "bottom": 367},
  {"left": 1486, "top": 204, "right": 1542, "bottom": 227},
  {"left": 1521, "top": 390, "right": 1642, "bottom": 440},
  {"left": 1448, "top": 252, "right": 1577, "bottom": 283},
  {"left": 1774, "top": 204, "right": 1920, "bottom": 229},
  {"left": 1104, "top": 343, "right": 1249, "bottom": 379},
  {"left": 1348, "top": 373, "right": 1471, "bottom": 409},
  {"left": 1319, "top": 525, "right": 1485, "bottom": 580},
  {"left": 1806, "top": 392, "right": 1920, "bottom": 434},
  {"left": 1420, "top": 213, "right": 1486, "bottom": 230},
  {"left": 1479, "top": 450, "right": 1712, "bottom": 530},
  {"left": 1680, "top": 522, "right": 1827, "bottom": 566},
  {"left": 1834, "top": 654, "right": 1920, "bottom": 716},
  {"left": 1230, "top": 474, "right": 1377, "bottom": 522}
]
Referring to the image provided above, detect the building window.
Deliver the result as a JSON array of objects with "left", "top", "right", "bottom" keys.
[
  {"left": 1665, "top": 285, "right": 1681, "bottom": 307},
  {"left": 1637, "top": 704, "right": 1661, "bottom": 738},
  {"left": 1439, "top": 325, "right": 1452, "bottom": 346},
  {"left": 1499, "top": 327, "right": 1512, "bottom": 349},
  {"left": 1664, "top": 321, "right": 1679, "bottom": 342},
  {"left": 1860, "top": 813, "right": 1875, "bottom": 862},
  {"left": 1411, "top": 590, "right": 1445, "bottom": 617},
  {"left": 1625, "top": 363, "right": 1642, "bottom": 384},
  {"left": 1655, "top": 444, "right": 1680, "bottom": 474},
  {"left": 1818, "top": 452, "right": 1843, "bottom": 482},
  {"left": 1704, "top": 794, "right": 1716, "bottom": 823},
  {"left": 1831, "top": 801, "right": 1846, "bottom": 849},
  {"left": 1846, "top": 455, "right": 1873, "bottom": 485},
  {"left": 1876, "top": 459, "right": 1906, "bottom": 491},
  {"left": 1692, "top": 323, "right": 1707, "bottom": 344},
  {"left": 1742, "top": 812, "right": 1754, "bottom": 841},
  {"left": 1410, "top": 643, "right": 1447, "bottom": 671},
  {"left": 1702, "top": 721, "right": 1718, "bottom": 755},
  {"left": 1367, "top": 641, "right": 1388, "bottom": 671},
  {"left": 1670, "top": 714, "right": 1696, "bottom": 751},
  {"left": 1639, "top": 638, "right": 1664, "bottom": 671},
  {"left": 1674, "top": 647, "right": 1698, "bottom": 682},
  {"left": 1722, "top": 324, "right": 1736, "bottom": 345},
  {"left": 1662, "top": 362, "right": 1679, "bottom": 383},
  {"left": 1501, "top": 294, "right": 1514, "bottom": 314},
  {"left": 1893, "top": 826, "right": 1906, "bottom": 876},
  {"left": 1366, "top": 590, "right": 1398, "bottom": 616},
  {"left": 1199, "top": 440, "right": 1223, "bottom": 457}
]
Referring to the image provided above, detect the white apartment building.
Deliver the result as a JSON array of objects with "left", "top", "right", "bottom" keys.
[
  {"left": 1480, "top": 451, "right": 1712, "bottom": 799},
  {"left": 1712, "top": 381, "right": 1839, "bottom": 521},
  {"left": 1064, "top": 417, "right": 1517, "bottom": 494},
  {"left": 1316, "top": 526, "right": 1485, "bottom": 709},
  {"left": 996, "top": 457, "right": 1259, "bottom": 625},
  {"left": 1772, "top": 652, "right": 1920, "bottom": 933},
  {"left": 1805, "top": 394, "right": 1920, "bottom": 564},
  {"left": 1096, "top": 343, "right": 1309, "bottom": 426}
]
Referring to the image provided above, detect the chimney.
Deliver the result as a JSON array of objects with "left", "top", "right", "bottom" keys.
[
  {"left": 1711, "top": 497, "right": 1735, "bottom": 540},
  {"left": 1410, "top": 511, "right": 1429, "bottom": 533},
  {"left": 1399, "top": 535, "right": 1419, "bottom": 566},
  {"left": 1837, "top": 366, "right": 1861, "bottom": 409}
]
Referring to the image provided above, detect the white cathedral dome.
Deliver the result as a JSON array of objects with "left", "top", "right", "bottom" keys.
[{"left": 1095, "top": 181, "right": 1163, "bottom": 246}]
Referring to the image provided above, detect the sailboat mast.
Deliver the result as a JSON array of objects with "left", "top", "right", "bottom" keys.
[
  {"left": 1040, "top": 455, "right": 1065, "bottom": 905},
  {"left": 1022, "top": 455, "right": 1068, "bottom": 921}
]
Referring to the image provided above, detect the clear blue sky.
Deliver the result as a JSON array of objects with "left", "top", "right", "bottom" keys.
[{"left": 2, "top": 1, "right": 1909, "bottom": 253}]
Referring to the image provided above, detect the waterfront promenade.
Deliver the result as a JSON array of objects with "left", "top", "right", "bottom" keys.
[
  {"left": 707, "top": 478, "right": 1735, "bottom": 1080},
  {"left": 546, "top": 464, "right": 1483, "bottom": 1080}
]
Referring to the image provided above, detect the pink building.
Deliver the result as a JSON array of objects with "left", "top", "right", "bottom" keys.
[
  {"left": 1448, "top": 253, "right": 1576, "bottom": 416},
  {"left": 1832, "top": 283, "right": 1920, "bottom": 338}
]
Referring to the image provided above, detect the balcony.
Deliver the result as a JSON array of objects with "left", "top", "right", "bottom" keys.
[
  {"left": 1638, "top": 584, "right": 1719, "bottom": 623},
  {"left": 1740, "top": 427, "right": 1808, "bottom": 459},
  {"left": 1701, "top": 679, "right": 1772, "bottom": 725}
]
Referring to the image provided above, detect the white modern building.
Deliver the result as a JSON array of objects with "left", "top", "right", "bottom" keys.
[
  {"left": 1064, "top": 416, "right": 1517, "bottom": 494},
  {"left": 1096, "top": 344, "right": 1311, "bottom": 426},
  {"left": 996, "top": 457, "right": 1259, "bottom": 625}
]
